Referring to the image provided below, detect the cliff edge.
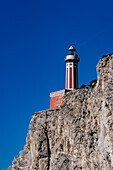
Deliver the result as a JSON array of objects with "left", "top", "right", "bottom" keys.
[{"left": 8, "top": 54, "right": 113, "bottom": 170}]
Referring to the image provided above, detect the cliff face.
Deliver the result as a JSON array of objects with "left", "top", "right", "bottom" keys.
[{"left": 8, "top": 54, "right": 113, "bottom": 170}]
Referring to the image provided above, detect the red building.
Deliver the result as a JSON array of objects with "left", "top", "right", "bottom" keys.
[{"left": 50, "top": 89, "right": 65, "bottom": 109}]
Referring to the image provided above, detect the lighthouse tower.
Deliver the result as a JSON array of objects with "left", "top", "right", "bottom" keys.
[{"left": 65, "top": 46, "right": 79, "bottom": 90}]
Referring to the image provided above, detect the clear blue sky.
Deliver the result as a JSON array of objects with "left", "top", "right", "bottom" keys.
[{"left": 0, "top": 0, "right": 113, "bottom": 168}]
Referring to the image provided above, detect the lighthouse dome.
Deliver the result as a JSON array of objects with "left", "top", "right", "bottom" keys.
[
  {"left": 68, "top": 46, "right": 75, "bottom": 51},
  {"left": 64, "top": 45, "right": 79, "bottom": 62}
]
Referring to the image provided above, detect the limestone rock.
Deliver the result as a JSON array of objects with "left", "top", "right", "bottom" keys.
[{"left": 8, "top": 54, "right": 113, "bottom": 170}]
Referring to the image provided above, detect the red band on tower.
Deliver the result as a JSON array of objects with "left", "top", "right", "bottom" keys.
[
  {"left": 70, "top": 67, "right": 72, "bottom": 88},
  {"left": 66, "top": 67, "right": 68, "bottom": 89}
]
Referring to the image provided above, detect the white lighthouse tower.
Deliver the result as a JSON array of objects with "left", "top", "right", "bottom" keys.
[{"left": 64, "top": 46, "right": 79, "bottom": 90}]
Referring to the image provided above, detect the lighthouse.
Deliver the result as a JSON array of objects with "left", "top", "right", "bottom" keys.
[
  {"left": 64, "top": 46, "right": 79, "bottom": 90},
  {"left": 49, "top": 45, "right": 79, "bottom": 109},
  {"left": 36, "top": 45, "right": 80, "bottom": 113}
]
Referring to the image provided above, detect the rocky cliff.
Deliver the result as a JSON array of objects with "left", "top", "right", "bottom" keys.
[{"left": 8, "top": 54, "right": 113, "bottom": 170}]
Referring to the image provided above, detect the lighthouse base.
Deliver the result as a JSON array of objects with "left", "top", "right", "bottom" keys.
[
  {"left": 50, "top": 89, "right": 65, "bottom": 109},
  {"left": 50, "top": 89, "right": 71, "bottom": 109}
]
